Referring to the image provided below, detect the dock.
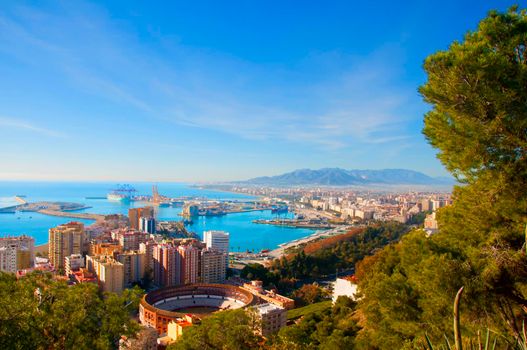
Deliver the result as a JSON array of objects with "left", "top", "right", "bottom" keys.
[
  {"left": 37, "top": 209, "right": 104, "bottom": 221},
  {"left": 15, "top": 196, "right": 27, "bottom": 204}
]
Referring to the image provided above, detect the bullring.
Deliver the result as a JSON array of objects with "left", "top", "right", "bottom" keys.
[{"left": 139, "top": 283, "right": 256, "bottom": 334}]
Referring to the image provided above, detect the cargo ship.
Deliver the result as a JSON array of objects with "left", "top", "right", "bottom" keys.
[{"left": 107, "top": 184, "right": 136, "bottom": 202}]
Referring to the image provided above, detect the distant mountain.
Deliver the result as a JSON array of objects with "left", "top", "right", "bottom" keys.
[{"left": 242, "top": 168, "right": 454, "bottom": 186}]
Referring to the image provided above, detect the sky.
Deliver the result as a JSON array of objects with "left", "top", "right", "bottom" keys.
[{"left": 0, "top": 0, "right": 518, "bottom": 182}]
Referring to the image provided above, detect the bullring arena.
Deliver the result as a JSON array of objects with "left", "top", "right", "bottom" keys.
[{"left": 139, "top": 283, "right": 256, "bottom": 334}]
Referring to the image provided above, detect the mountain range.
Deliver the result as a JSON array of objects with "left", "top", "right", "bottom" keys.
[{"left": 242, "top": 168, "right": 454, "bottom": 186}]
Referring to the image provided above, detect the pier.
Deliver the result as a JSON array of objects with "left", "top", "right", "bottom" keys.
[
  {"left": 14, "top": 196, "right": 27, "bottom": 204},
  {"left": 37, "top": 209, "right": 104, "bottom": 221}
]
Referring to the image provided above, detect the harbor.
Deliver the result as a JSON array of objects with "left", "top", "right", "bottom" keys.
[
  {"left": 0, "top": 182, "right": 316, "bottom": 251},
  {"left": 252, "top": 218, "right": 335, "bottom": 229}
]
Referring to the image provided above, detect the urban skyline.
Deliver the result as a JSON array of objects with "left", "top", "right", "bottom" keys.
[{"left": 0, "top": 0, "right": 513, "bottom": 182}]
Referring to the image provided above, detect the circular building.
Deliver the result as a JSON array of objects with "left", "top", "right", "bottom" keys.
[{"left": 139, "top": 283, "right": 256, "bottom": 334}]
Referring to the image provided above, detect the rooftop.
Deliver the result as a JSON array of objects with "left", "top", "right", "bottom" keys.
[{"left": 256, "top": 303, "right": 284, "bottom": 315}]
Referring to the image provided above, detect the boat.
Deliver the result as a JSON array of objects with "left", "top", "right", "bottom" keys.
[
  {"left": 107, "top": 184, "right": 136, "bottom": 202},
  {"left": 107, "top": 192, "right": 130, "bottom": 202},
  {"left": 271, "top": 206, "right": 289, "bottom": 214}
]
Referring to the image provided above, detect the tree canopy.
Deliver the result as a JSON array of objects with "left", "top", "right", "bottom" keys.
[
  {"left": 167, "top": 309, "right": 261, "bottom": 350},
  {"left": 0, "top": 272, "right": 143, "bottom": 350},
  {"left": 421, "top": 6, "right": 527, "bottom": 182},
  {"left": 353, "top": 6, "right": 527, "bottom": 348}
]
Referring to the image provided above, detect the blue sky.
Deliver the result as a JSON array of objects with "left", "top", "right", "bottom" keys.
[{"left": 0, "top": 0, "right": 517, "bottom": 182}]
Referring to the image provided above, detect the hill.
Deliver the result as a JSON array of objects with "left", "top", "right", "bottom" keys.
[{"left": 243, "top": 168, "right": 453, "bottom": 186}]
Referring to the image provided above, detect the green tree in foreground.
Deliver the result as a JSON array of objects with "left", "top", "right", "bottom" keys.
[
  {"left": 355, "top": 6, "right": 527, "bottom": 349},
  {"left": 272, "top": 296, "right": 359, "bottom": 350},
  {"left": 0, "top": 271, "right": 143, "bottom": 350},
  {"left": 168, "top": 309, "right": 261, "bottom": 350},
  {"left": 291, "top": 283, "right": 329, "bottom": 307}
]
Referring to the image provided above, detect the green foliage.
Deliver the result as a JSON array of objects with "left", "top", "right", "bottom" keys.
[
  {"left": 0, "top": 271, "right": 143, "bottom": 350},
  {"left": 420, "top": 6, "right": 527, "bottom": 182},
  {"left": 354, "top": 7, "right": 527, "bottom": 349},
  {"left": 167, "top": 309, "right": 261, "bottom": 350},
  {"left": 407, "top": 211, "right": 430, "bottom": 226},
  {"left": 291, "top": 283, "right": 329, "bottom": 307},
  {"left": 269, "top": 221, "right": 408, "bottom": 281},
  {"left": 273, "top": 296, "right": 359, "bottom": 349},
  {"left": 286, "top": 300, "right": 332, "bottom": 321},
  {"left": 422, "top": 287, "right": 518, "bottom": 350},
  {"left": 240, "top": 263, "right": 279, "bottom": 286}
]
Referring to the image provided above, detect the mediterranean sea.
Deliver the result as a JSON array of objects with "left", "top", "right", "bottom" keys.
[{"left": 0, "top": 182, "right": 314, "bottom": 251}]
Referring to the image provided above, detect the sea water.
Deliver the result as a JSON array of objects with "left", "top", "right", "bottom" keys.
[{"left": 0, "top": 181, "right": 313, "bottom": 251}]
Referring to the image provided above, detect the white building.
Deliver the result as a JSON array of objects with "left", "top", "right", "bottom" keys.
[
  {"left": 424, "top": 212, "right": 439, "bottom": 235},
  {"left": 140, "top": 217, "right": 156, "bottom": 234},
  {"left": 253, "top": 303, "right": 286, "bottom": 337},
  {"left": 0, "top": 245, "right": 20, "bottom": 273},
  {"left": 203, "top": 230, "right": 229, "bottom": 264},
  {"left": 332, "top": 276, "right": 359, "bottom": 303},
  {"left": 0, "top": 235, "right": 35, "bottom": 270},
  {"left": 65, "top": 254, "right": 85, "bottom": 276}
]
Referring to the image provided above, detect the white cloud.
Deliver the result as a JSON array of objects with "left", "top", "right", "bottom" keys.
[
  {"left": 0, "top": 2, "right": 418, "bottom": 150},
  {"left": 0, "top": 117, "right": 65, "bottom": 138}
]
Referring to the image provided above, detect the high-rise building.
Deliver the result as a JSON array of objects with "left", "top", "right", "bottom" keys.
[
  {"left": 199, "top": 248, "right": 226, "bottom": 284},
  {"left": 65, "top": 254, "right": 85, "bottom": 276},
  {"left": 128, "top": 207, "right": 154, "bottom": 230},
  {"left": 89, "top": 242, "right": 121, "bottom": 256},
  {"left": 139, "top": 241, "right": 156, "bottom": 270},
  {"left": 112, "top": 229, "right": 148, "bottom": 251},
  {"left": 203, "top": 230, "right": 229, "bottom": 265},
  {"left": 86, "top": 255, "right": 124, "bottom": 293},
  {"left": 0, "top": 235, "right": 34, "bottom": 272},
  {"left": 116, "top": 251, "right": 146, "bottom": 287},
  {"left": 178, "top": 245, "right": 199, "bottom": 284},
  {"left": 140, "top": 217, "right": 156, "bottom": 234},
  {"left": 0, "top": 245, "right": 29, "bottom": 273},
  {"left": 49, "top": 222, "right": 84, "bottom": 269},
  {"left": 153, "top": 244, "right": 179, "bottom": 287}
]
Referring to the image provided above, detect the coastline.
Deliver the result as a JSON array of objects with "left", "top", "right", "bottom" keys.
[
  {"left": 190, "top": 184, "right": 263, "bottom": 200},
  {"left": 1, "top": 183, "right": 317, "bottom": 252},
  {"left": 267, "top": 225, "right": 353, "bottom": 258}
]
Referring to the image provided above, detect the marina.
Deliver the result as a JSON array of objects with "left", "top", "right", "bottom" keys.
[{"left": 0, "top": 182, "right": 316, "bottom": 251}]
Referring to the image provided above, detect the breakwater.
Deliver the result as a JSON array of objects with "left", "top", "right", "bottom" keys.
[{"left": 37, "top": 209, "right": 104, "bottom": 221}]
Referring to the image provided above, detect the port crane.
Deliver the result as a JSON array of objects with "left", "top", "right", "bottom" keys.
[{"left": 110, "top": 184, "right": 137, "bottom": 195}]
